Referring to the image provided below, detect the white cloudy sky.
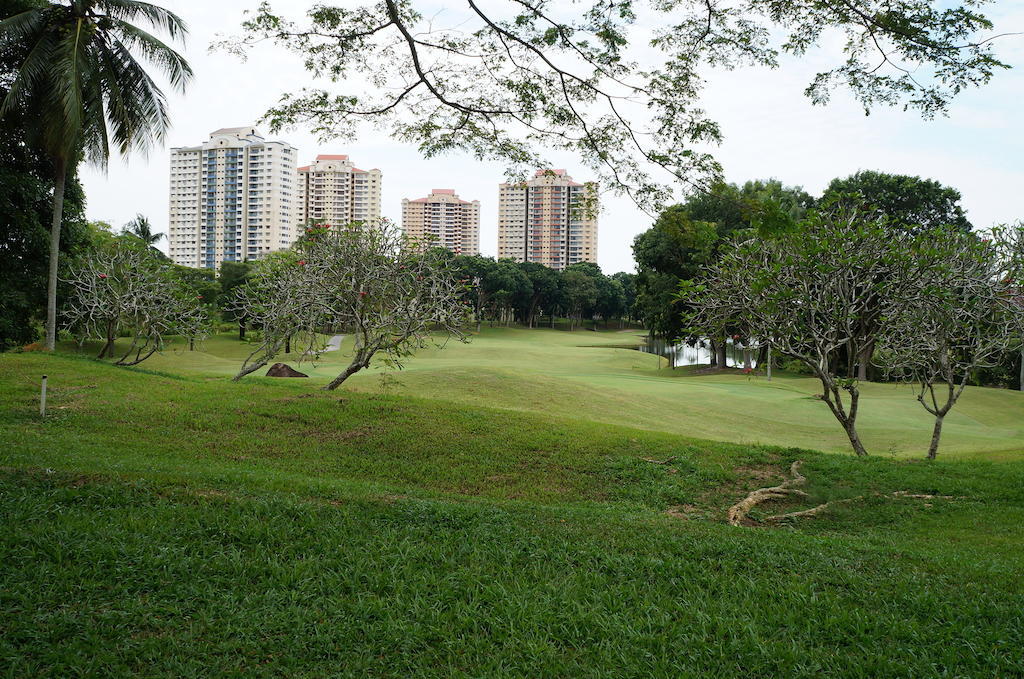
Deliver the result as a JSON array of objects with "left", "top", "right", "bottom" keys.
[{"left": 80, "top": 1, "right": 1024, "bottom": 274}]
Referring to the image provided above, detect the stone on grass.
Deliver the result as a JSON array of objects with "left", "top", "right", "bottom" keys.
[{"left": 266, "top": 363, "right": 308, "bottom": 378}]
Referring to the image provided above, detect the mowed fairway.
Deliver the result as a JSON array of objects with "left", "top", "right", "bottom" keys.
[{"left": 98, "top": 326, "right": 1024, "bottom": 458}]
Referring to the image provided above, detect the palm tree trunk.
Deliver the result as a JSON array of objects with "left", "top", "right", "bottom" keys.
[{"left": 45, "top": 159, "right": 67, "bottom": 351}]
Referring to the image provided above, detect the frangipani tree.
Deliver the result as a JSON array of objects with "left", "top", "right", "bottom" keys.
[
  {"left": 687, "top": 200, "right": 914, "bottom": 456},
  {"left": 232, "top": 219, "right": 471, "bottom": 389},
  {"left": 63, "top": 240, "right": 208, "bottom": 365},
  {"left": 877, "top": 225, "right": 1024, "bottom": 459}
]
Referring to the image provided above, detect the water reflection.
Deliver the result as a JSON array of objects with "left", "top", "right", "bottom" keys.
[{"left": 640, "top": 338, "right": 758, "bottom": 369}]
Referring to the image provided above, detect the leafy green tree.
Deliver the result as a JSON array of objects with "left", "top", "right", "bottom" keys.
[
  {"left": 218, "top": 261, "right": 251, "bottom": 339},
  {"left": 823, "top": 171, "right": 972, "bottom": 233},
  {"left": 561, "top": 269, "right": 598, "bottom": 331},
  {"left": 451, "top": 254, "right": 498, "bottom": 331},
  {"left": 633, "top": 205, "right": 717, "bottom": 341},
  {"left": 486, "top": 259, "right": 532, "bottom": 326},
  {"left": 0, "top": 109, "right": 90, "bottom": 349},
  {"left": 518, "top": 261, "right": 560, "bottom": 328},
  {"left": 0, "top": 0, "right": 192, "bottom": 350},
  {"left": 611, "top": 272, "right": 637, "bottom": 324},
  {"left": 233, "top": 1, "right": 1005, "bottom": 210}
]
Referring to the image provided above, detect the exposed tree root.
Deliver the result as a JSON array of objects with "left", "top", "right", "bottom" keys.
[
  {"left": 727, "top": 461, "right": 807, "bottom": 526},
  {"left": 765, "top": 491, "right": 964, "bottom": 523},
  {"left": 765, "top": 497, "right": 864, "bottom": 522}
]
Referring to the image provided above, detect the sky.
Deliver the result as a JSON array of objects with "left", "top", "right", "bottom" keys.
[{"left": 79, "top": 1, "right": 1024, "bottom": 274}]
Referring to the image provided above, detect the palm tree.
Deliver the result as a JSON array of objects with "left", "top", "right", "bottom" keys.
[
  {"left": 0, "top": 0, "right": 192, "bottom": 350},
  {"left": 123, "top": 213, "right": 162, "bottom": 245}
]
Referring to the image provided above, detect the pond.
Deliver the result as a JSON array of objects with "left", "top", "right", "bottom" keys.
[{"left": 639, "top": 338, "right": 759, "bottom": 369}]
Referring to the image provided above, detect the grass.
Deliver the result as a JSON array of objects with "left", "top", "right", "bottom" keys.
[
  {"left": 65, "top": 326, "right": 1024, "bottom": 458},
  {"left": 2, "top": 330, "right": 1023, "bottom": 677}
]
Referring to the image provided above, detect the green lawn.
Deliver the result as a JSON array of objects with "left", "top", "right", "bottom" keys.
[
  {"left": 69, "top": 325, "right": 1024, "bottom": 458},
  {"left": 3, "top": 330, "right": 1023, "bottom": 677}
]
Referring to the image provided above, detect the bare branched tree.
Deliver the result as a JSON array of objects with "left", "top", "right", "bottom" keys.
[
  {"left": 63, "top": 242, "right": 208, "bottom": 366},
  {"left": 876, "top": 224, "right": 1024, "bottom": 459},
  {"left": 687, "top": 200, "right": 914, "bottom": 456},
  {"left": 223, "top": 1, "right": 1010, "bottom": 210},
  {"left": 232, "top": 219, "right": 471, "bottom": 389}
]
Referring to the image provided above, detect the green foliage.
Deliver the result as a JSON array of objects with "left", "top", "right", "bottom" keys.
[
  {"left": 823, "top": 170, "right": 972, "bottom": 233},
  {"left": 232, "top": 1, "right": 1007, "bottom": 211},
  {"left": 0, "top": 113, "right": 89, "bottom": 350}
]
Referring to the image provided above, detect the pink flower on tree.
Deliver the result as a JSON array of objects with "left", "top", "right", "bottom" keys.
[{"left": 98, "top": 273, "right": 108, "bottom": 279}]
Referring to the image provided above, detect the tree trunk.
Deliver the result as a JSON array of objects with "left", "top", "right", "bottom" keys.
[
  {"left": 45, "top": 159, "right": 67, "bottom": 351},
  {"left": 766, "top": 345, "right": 772, "bottom": 381},
  {"left": 285, "top": 335, "right": 291, "bottom": 354},
  {"left": 1019, "top": 347, "right": 1023, "bottom": 392},
  {"left": 716, "top": 336, "right": 728, "bottom": 368},
  {"left": 324, "top": 354, "right": 370, "bottom": 390},
  {"left": 856, "top": 340, "right": 874, "bottom": 382},
  {"left": 842, "top": 419, "right": 869, "bottom": 457},
  {"left": 743, "top": 347, "right": 752, "bottom": 370},
  {"left": 927, "top": 414, "right": 944, "bottom": 460},
  {"left": 97, "top": 320, "right": 115, "bottom": 359},
  {"left": 239, "top": 317, "right": 247, "bottom": 341}
]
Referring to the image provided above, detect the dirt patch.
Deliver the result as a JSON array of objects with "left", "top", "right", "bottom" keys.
[{"left": 664, "top": 504, "right": 702, "bottom": 520}]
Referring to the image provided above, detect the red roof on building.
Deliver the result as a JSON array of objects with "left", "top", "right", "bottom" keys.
[{"left": 316, "top": 154, "right": 349, "bottom": 160}]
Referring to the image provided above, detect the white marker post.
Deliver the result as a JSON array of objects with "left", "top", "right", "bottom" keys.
[{"left": 40, "top": 375, "right": 48, "bottom": 417}]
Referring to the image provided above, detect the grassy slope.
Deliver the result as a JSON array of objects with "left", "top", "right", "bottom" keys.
[
  {"left": 81, "top": 326, "right": 1024, "bottom": 458},
  {"left": 2, "top": 347, "right": 1024, "bottom": 677}
]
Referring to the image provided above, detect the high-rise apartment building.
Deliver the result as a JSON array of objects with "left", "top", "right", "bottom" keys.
[
  {"left": 401, "top": 188, "right": 480, "bottom": 255},
  {"left": 297, "top": 155, "right": 382, "bottom": 227},
  {"left": 497, "top": 169, "right": 598, "bottom": 270},
  {"left": 168, "top": 126, "right": 298, "bottom": 269}
]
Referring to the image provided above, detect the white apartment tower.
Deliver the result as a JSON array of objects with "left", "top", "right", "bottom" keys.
[
  {"left": 401, "top": 189, "right": 481, "bottom": 255},
  {"left": 297, "top": 155, "right": 382, "bottom": 227},
  {"left": 168, "top": 127, "right": 298, "bottom": 269},
  {"left": 497, "top": 169, "right": 598, "bottom": 270}
]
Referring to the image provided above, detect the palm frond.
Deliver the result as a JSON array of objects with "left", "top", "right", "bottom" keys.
[
  {"left": 96, "top": 0, "right": 188, "bottom": 42},
  {"left": 108, "top": 18, "right": 192, "bottom": 92}
]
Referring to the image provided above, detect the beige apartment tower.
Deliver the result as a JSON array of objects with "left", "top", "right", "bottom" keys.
[
  {"left": 168, "top": 126, "right": 298, "bottom": 269},
  {"left": 297, "top": 155, "right": 382, "bottom": 227},
  {"left": 497, "top": 169, "right": 597, "bottom": 270},
  {"left": 401, "top": 189, "right": 481, "bottom": 255}
]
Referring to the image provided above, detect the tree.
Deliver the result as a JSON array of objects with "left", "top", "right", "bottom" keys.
[
  {"left": 518, "top": 261, "right": 560, "bottom": 327},
  {"left": 63, "top": 239, "right": 207, "bottom": 365},
  {"left": 0, "top": 88, "right": 90, "bottom": 350},
  {"left": 0, "top": 0, "right": 192, "bottom": 350},
  {"left": 218, "top": 261, "right": 251, "bottom": 339},
  {"left": 633, "top": 205, "right": 717, "bottom": 343},
  {"left": 451, "top": 254, "right": 498, "bottom": 332},
  {"left": 689, "top": 200, "right": 913, "bottom": 456},
  {"left": 611, "top": 271, "right": 637, "bottom": 325},
  {"left": 232, "top": 220, "right": 470, "bottom": 390},
  {"left": 229, "top": 2, "right": 1006, "bottom": 211},
  {"left": 823, "top": 172, "right": 973, "bottom": 380},
  {"left": 824, "top": 170, "right": 972, "bottom": 233},
  {"left": 486, "top": 259, "right": 532, "bottom": 326},
  {"left": 877, "top": 225, "right": 1024, "bottom": 459},
  {"left": 561, "top": 269, "right": 598, "bottom": 331}
]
